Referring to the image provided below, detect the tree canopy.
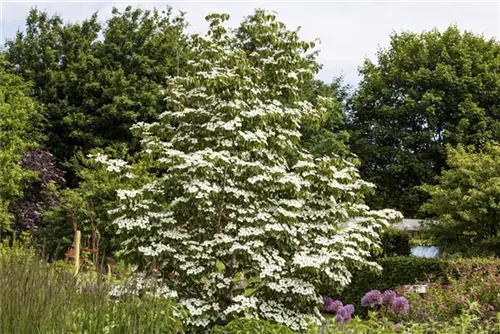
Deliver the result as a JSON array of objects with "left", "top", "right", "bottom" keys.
[
  {"left": 0, "top": 56, "right": 39, "bottom": 234},
  {"left": 349, "top": 26, "right": 500, "bottom": 216},
  {"left": 6, "top": 6, "right": 189, "bottom": 184},
  {"left": 421, "top": 143, "right": 500, "bottom": 256}
]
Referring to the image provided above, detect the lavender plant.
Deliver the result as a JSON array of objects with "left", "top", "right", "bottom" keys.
[{"left": 98, "top": 11, "right": 401, "bottom": 330}]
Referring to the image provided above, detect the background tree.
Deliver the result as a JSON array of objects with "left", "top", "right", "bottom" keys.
[
  {"left": 0, "top": 56, "right": 40, "bottom": 235},
  {"left": 4, "top": 6, "right": 190, "bottom": 253},
  {"left": 420, "top": 144, "right": 500, "bottom": 256},
  {"left": 101, "top": 11, "right": 400, "bottom": 330},
  {"left": 5, "top": 9, "right": 99, "bottom": 181},
  {"left": 300, "top": 78, "right": 351, "bottom": 157},
  {"left": 6, "top": 6, "right": 189, "bottom": 185},
  {"left": 349, "top": 27, "right": 500, "bottom": 216}
]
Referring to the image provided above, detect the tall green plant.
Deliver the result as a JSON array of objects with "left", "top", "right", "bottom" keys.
[
  {"left": 6, "top": 6, "right": 189, "bottom": 184},
  {"left": 0, "top": 241, "right": 185, "bottom": 334},
  {"left": 421, "top": 144, "right": 500, "bottom": 256},
  {"left": 0, "top": 56, "right": 39, "bottom": 234}
]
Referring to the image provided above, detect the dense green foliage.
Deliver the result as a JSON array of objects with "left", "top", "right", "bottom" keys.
[
  {"left": 403, "top": 259, "right": 500, "bottom": 324},
  {"left": 300, "top": 79, "right": 351, "bottom": 158},
  {"left": 350, "top": 26, "right": 500, "bottom": 216},
  {"left": 0, "top": 56, "right": 39, "bottom": 234},
  {"left": 333, "top": 256, "right": 500, "bottom": 318},
  {"left": 5, "top": 7, "right": 189, "bottom": 184},
  {"left": 421, "top": 144, "right": 500, "bottom": 256},
  {"left": 324, "top": 310, "right": 500, "bottom": 333},
  {"left": 379, "top": 228, "right": 412, "bottom": 257}
]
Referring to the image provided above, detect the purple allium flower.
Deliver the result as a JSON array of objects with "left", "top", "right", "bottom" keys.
[
  {"left": 331, "top": 300, "right": 343, "bottom": 312},
  {"left": 394, "top": 322, "right": 402, "bottom": 329},
  {"left": 361, "top": 290, "right": 382, "bottom": 308},
  {"left": 337, "top": 307, "right": 348, "bottom": 319},
  {"left": 392, "top": 297, "right": 410, "bottom": 314},
  {"left": 382, "top": 290, "right": 397, "bottom": 305},
  {"left": 344, "top": 304, "right": 355, "bottom": 317},
  {"left": 323, "top": 296, "right": 335, "bottom": 312},
  {"left": 323, "top": 297, "right": 343, "bottom": 313},
  {"left": 335, "top": 305, "right": 354, "bottom": 323}
]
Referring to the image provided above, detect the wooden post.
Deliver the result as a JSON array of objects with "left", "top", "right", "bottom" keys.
[
  {"left": 73, "top": 230, "right": 81, "bottom": 277},
  {"left": 107, "top": 264, "right": 112, "bottom": 281}
]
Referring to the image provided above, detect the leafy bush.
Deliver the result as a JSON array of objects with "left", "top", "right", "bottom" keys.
[
  {"left": 420, "top": 144, "right": 500, "bottom": 257},
  {"left": 401, "top": 258, "right": 500, "bottom": 324},
  {"left": 0, "top": 241, "right": 186, "bottom": 334},
  {"left": 380, "top": 228, "right": 411, "bottom": 257},
  {"left": 0, "top": 57, "right": 40, "bottom": 234},
  {"left": 322, "top": 308, "right": 500, "bottom": 333}
]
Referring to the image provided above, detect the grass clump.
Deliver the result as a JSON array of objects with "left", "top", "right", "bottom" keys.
[{"left": 0, "top": 240, "right": 186, "bottom": 334}]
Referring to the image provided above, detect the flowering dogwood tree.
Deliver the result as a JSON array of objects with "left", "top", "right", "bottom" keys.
[{"left": 103, "top": 11, "right": 401, "bottom": 330}]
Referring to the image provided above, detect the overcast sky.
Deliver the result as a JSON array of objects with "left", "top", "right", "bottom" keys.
[{"left": 1, "top": 1, "right": 499, "bottom": 86}]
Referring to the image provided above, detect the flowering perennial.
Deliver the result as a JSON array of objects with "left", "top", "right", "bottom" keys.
[
  {"left": 381, "top": 290, "right": 397, "bottom": 306},
  {"left": 361, "top": 290, "right": 382, "bottom": 308},
  {"left": 392, "top": 297, "right": 410, "bottom": 314}
]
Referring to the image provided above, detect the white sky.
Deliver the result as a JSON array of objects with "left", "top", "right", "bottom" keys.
[{"left": 1, "top": 1, "right": 499, "bottom": 86}]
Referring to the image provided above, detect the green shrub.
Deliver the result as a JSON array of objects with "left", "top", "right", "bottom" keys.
[
  {"left": 380, "top": 228, "right": 411, "bottom": 257},
  {"left": 401, "top": 258, "right": 500, "bottom": 324},
  {"left": 325, "top": 256, "right": 500, "bottom": 319}
]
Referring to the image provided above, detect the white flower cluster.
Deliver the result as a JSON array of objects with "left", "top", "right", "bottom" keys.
[
  {"left": 106, "top": 11, "right": 402, "bottom": 332},
  {"left": 89, "top": 153, "right": 130, "bottom": 173}
]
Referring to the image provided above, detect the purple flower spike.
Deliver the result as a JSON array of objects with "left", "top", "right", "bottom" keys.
[
  {"left": 392, "top": 297, "right": 410, "bottom": 314},
  {"left": 361, "top": 290, "right": 382, "bottom": 308},
  {"left": 382, "top": 290, "right": 397, "bottom": 305}
]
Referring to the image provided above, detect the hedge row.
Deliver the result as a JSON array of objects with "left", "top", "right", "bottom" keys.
[{"left": 379, "top": 228, "right": 411, "bottom": 257}]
